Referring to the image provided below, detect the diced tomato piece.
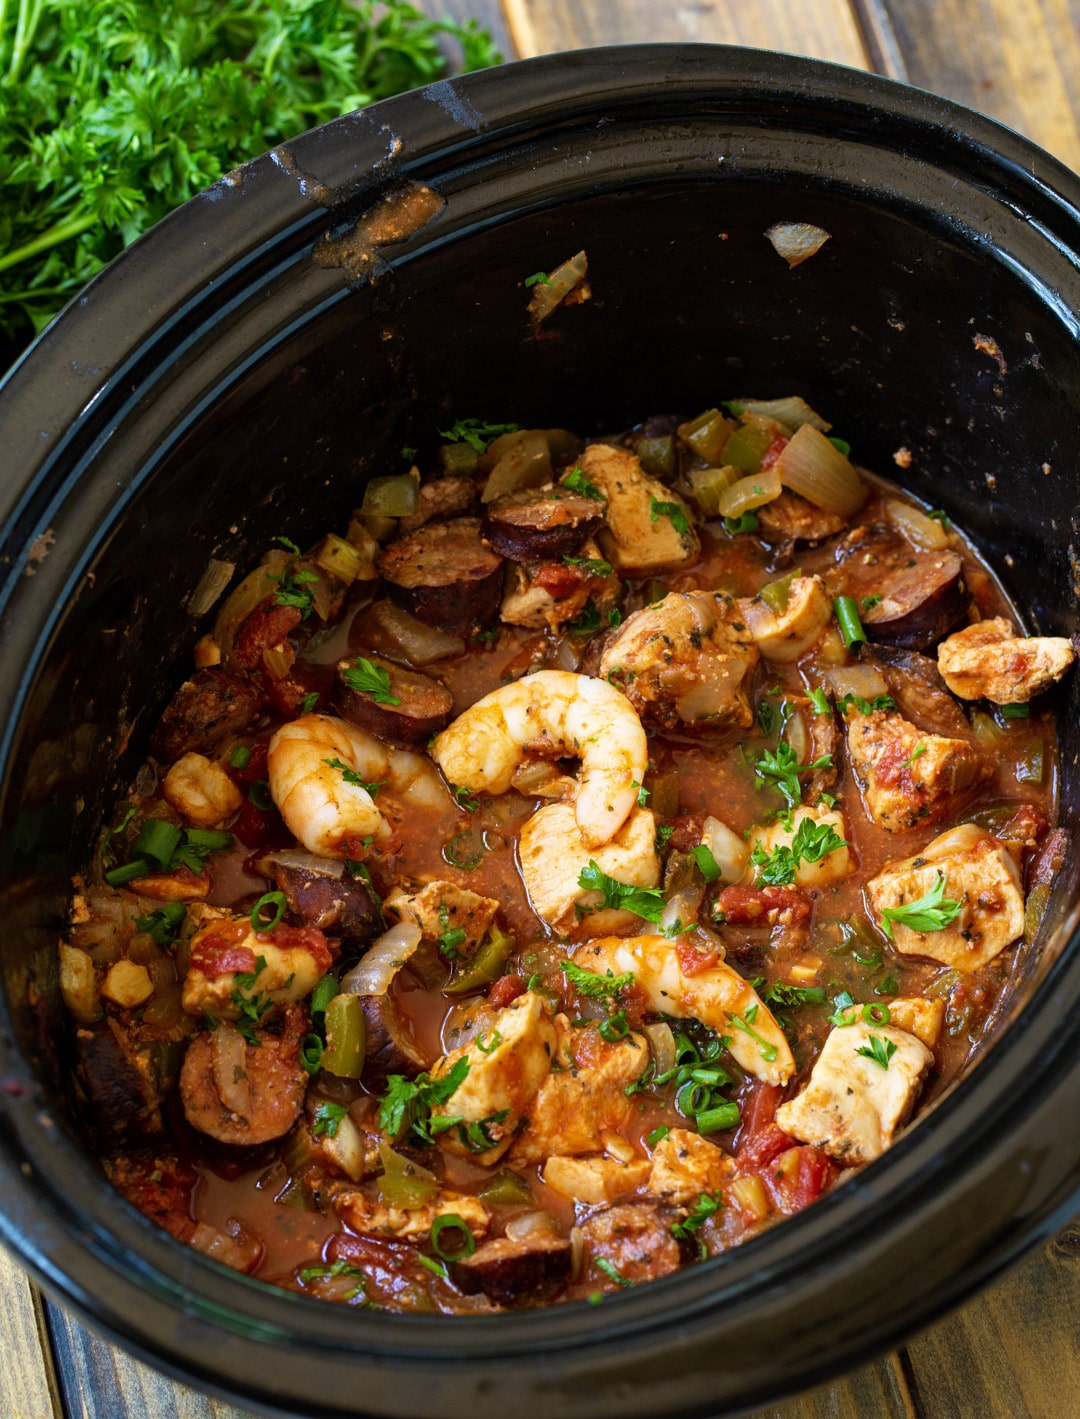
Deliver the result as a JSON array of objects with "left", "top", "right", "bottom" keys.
[
  {"left": 759, "top": 435, "right": 790, "bottom": 471},
  {"left": 488, "top": 974, "right": 526, "bottom": 1009},
  {"left": 736, "top": 1082, "right": 794, "bottom": 1170},
  {"left": 190, "top": 921, "right": 257, "bottom": 978},
  {"left": 263, "top": 923, "right": 333, "bottom": 973},
  {"left": 765, "top": 1144, "right": 835, "bottom": 1214},
  {"left": 533, "top": 563, "right": 584, "bottom": 598},
  {"left": 232, "top": 796, "right": 291, "bottom": 850},
  {"left": 263, "top": 661, "right": 334, "bottom": 720},
  {"left": 676, "top": 937, "right": 721, "bottom": 976},
  {"left": 667, "top": 814, "right": 703, "bottom": 854},
  {"left": 715, "top": 884, "right": 810, "bottom": 925}
]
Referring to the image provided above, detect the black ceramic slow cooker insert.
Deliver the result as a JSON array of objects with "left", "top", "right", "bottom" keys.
[{"left": 0, "top": 45, "right": 1078, "bottom": 1419}]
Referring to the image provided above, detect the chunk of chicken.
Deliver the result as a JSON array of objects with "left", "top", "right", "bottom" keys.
[
  {"left": 775, "top": 1020, "right": 933, "bottom": 1165},
  {"left": 864, "top": 822, "right": 1025, "bottom": 971},
  {"left": 647, "top": 1128, "right": 735, "bottom": 1205},
  {"left": 508, "top": 1024, "right": 649, "bottom": 1166},
  {"left": 162, "top": 752, "right": 244, "bottom": 828},
  {"left": 844, "top": 706, "right": 989, "bottom": 831},
  {"left": 543, "top": 1154, "right": 650, "bottom": 1204},
  {"left": 885, "top": 996, "right": 946, "bottom": 1048},
  {"left": 577, "top": 934, "right": 795, "bottom": 1086},
  {"left": 597, "top": 591, "right": 759, "bottom": 737},
  {"left": 737, "top": 575, "right": 833, "bottom": 662},
  {"left": 384, "top": 880, "right": 499, "bottom": 961},
  {"left": 569, "top": 444, "right": 699, "bottom": 575},
  {"left": 333, "top": 1189, "right": 490, "bottom": 1240},
  {"left": 937, "top": 616, "right": 1075, "bottom": 704},
  {"left": 499, "top": 538, "right": 619, "bottom": 632},
  {"left": 747, "top": 804, "right": 854, "bottom": 890},
  {"left": 429, "top": 991, "right": 556, "bottom": 1164},
  {"left": 181, "top": 917, "right": 333, "bottom": 1019},
  {"left": 518, "top": 801, "right": 660, "bottom": 936}
]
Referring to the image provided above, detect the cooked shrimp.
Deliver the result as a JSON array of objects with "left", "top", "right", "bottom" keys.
[
  {"left": 576, "top": 933, "right": 795, "bottom": 1086},
  {"left": 162, "top": 752, "right": 243, "bottom": 828},
  {"left": 431, "top": 670, "right": 648, "bottom": 849},
  {"left": 268, "top": 712, "right": 450, "bottom": 858}
]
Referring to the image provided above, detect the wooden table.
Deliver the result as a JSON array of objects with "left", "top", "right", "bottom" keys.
[{"left": 5, "top": 2, "right": 1080, "bottom": 1416}]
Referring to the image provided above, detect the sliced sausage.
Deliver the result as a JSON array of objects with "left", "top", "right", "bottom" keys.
[
  {"left": 333, "top": 655, "right": 453, "bottom": 749},
  {"left": 578, "top": 1202, "right": 688, "bottom": 1285},
  {"left": 860, "top": 644, "right": 971, "bottom": 738},
  {"left": 862, "top": 551, "right": 967, "bottom": 650},
  {"left": 483, "top": 486, "right": 604, "bottom": 562},
  {"left": 361, "top": 993, "right": 430, "bottom": 1090},
  {"left": 78, "top": 1023, "right": 163, "bottom": 1146},
  {"left": 270, "top": 858, "right": 382, "bottom": 942},
  {"left": 180, "top": 1008, "right": 307, "bottom": 1146},
  {"left": 449, "top": 1235, "right": 572, "bottom": 1304},
  {"left": 234, "top": 597, "right": 304, "bottom": 671},
  {"left": 397, "top": 477, "right": 477, "bottom": 534},
  {"left": 152, "top": 667, "right": 261, "bottom": 762},
  {"left": 756, "top": 489, "right": 848, "bottom": 546},
  {"left": 378, "top": 518, "right": 504, "bottom": 637}
]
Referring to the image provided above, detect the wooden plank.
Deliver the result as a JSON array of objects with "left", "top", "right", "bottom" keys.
[
  {"left": 46, "top": 1299, "right": 256, "bottom": 1419},
  {"left": 501, "top": 0, "right": 872, "bottom": 68},
  {"left": 901, "top": 1224, "right": 1080, "bottom": 1419},
  {"left": 0, "top": 1250, "right": 63, "bottom": 1419},
  {"left": 746, "top": 1353, "right": 917, "bottom": 1419},
  {"left": 871, "top": 0, "right": 1080, "bottom": 170}
]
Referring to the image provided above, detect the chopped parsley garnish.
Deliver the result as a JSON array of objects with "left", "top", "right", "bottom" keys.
[
  {"left": 807, "top": 686, "right": 831, "bottom": 716},
  {"left": 670, "top": 1191, "right": 723, "bottom": 1258},
  {"left": 312, "top": 1102, "right": 349, "bottom": 1137},
  {"left": 341, "top": 657, "right": 400, "bottom": 706},
  {"left": 437, "top": 419, "right": 521, "bottom": 453},
  {"left": 860, "top": 593, "right": 883, "bottom": 611},
  {"left": 752, "top": 742, "right": 833, "bottom": 810},
  {"left": 231, "top": 954, "right": 273, "bottom": 1045},
  {"left": 298, "top": 691, "right": 320, "bottom": 713},
  {"left": 475, "top": 1029, "right": 503, "bottom": 1055},
  {"left": 876, "top": 975, "right": 899, "bottom": 997},
  {"left": 649, "top": 496, "right": 690, "bottom": 537},
  {"left": 323, "top": 758, "right": 383, "bottom": 794},
  {"left": 828, "top": 991, "right": 857, "bottom": 1026},
  {"left": 377, "top": 1058, "right": 470, "bottom": 1146},
  {"left": 457, "top": 1109, "right": 510, "bottom": 1153},
  {"left": 759, "top": 980, "right": 826, "bottom": 1009},
  {"left": 568, "top": 602, "right": 602, "bottom": 636},
  {"left": 879, "top": 871, "right": 962, "bottom": 940},
  {"left": 899, "top": 744, "right": 927, "bottom": 771},
  {"left": 561, "top": 959, "right": 635, "bottom": 1000},
  {"left": 524, "top": 271, "right": 553, "bottom": 288},
  {"left": 564, "top": 554, "right": 613, "bottom": 577},
  {"left": 655, "top": 825, "right": 675, "bottom": 851},
  {"left": 729, "top": 1011, "right": 778, "bottom": 1063},
  {"left": 268, "top": 537, "right": 319, "bottom": 618},
  {"left": 856, "top": 1033, "right": 898, "bottom": 1069},
  {"left": 437, "top": 901, "right": 466, "bottom": 959},
  {"left": 594, "top": 1257, "right": 634, "bottom": 1288},
  {"left": 563, "top": 466, "right": 604, "bottom": 500},
  {"left": 577, "top": 861, "right": 665, "bottom": 923},
  {"left": 451, "top": 783, "right": 480, "bottom": 812},
  {"left": 837, "top": 692, "right": 897, "bottom": 715},
  {"left": 134, "top": 902, "right": 186, "bottom": 947}
]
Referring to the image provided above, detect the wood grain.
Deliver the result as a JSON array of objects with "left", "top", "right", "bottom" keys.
[
  {"left": 0, "top": 1250, "right": 62, "bottom": 1419},
  {"left": 505, "top": 0, "right": 872, "bottom": 68},
  {"left": 875, "top": 0, "right": 1080, "bottom": 170}
]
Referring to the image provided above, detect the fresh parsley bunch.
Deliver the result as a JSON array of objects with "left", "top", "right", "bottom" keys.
[{"left": 0, "top": 0, "right": 499, "bottom": 342}]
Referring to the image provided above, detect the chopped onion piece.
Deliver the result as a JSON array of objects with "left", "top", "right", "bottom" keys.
[
  {"left": 715, "top": 467, "right": 782, "bottom": 519},
  {"left": 702, "top": 816, "right": 749, "bottom": 885},
  {"left": 733, "top": 397, "right": 831, "bottom": 432},
  {"left": 527, "top": 250, "right": 588, "bottom": 326},
  {"left": 320, "top": 1112, "right": 367, "bottom": 1182},
  {"left": 188, "top": 558, "right": 235, "bottom": 617},
  {"left": 824, "top": 664, "right": 890, "bottom": 701},
  {"left": 765, "top": 221, "right": 831, "bottom": 267},
  {"left": 660, "top": 880, "right": 702, "bottom": 934},
  {"left": 919, "top": 822, "right": 985, "bottom": 859},
  {"left": 782, "top": 706, "right": 810, "bottom": 763},
  {"left": 361, "top": 472, "right": 419, "bottom": 518},
  {"left": 505, "top": 1210, "right": 559, "bottom": 1241},
  {"left": 555, "top": 635, "right": 583, "bottom": 671},
  {"left": 777, "top": 424, "right": 865, "bottom": 515},
  {"left": 363, "top": 599, "right": 465, "bottom": 665},
  {"left": 602, "top": 1130, "right": 637, "bottom": 1165},
  {"left": 642, "top": 1022, "right": 676, "bottom": 1079},
  {"left": 261, "top": 641, "right": 295, "bottom": 679},
  {"left": 480, "top": 431, "right": 552, "bottom": 503},
  {"left": 212, "top": 1026, "right": 252, "bottom": 1116},
  {"left": 885, "top": 497, "right": 950, "bottom": 551},
  {"left": 340, "top": 920, "right": 422, "bottom": 996}
]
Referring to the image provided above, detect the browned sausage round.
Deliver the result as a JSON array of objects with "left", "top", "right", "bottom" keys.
[
  {"left": 360, "top": 994, "right": 430, "bottom": 1090},
  {"left": 449, "top": 1235, "right": 572, "bottom": 1304},
  {"left": 483, "top": 487, "right": 604, "bottom": 562},
  {"left": 578, "top": 1202, "right": 687, "bottom": 1286},
  {"left": 270, "top": 857, "right": 382, "bottom": 942},
  {"left": 333, "top": 655, "right": 453, "bottom": 749},
  {"left": 757, "top": 489, "right": 848, "bottom": 546},
  {"left": 234, "top": 597, "right": 304, "bottom": 670},
  {"left": 378, "top": 518, "right": 503, "bottom": 636},
  {"left": 180, "top": 1008, "right": 307, "bottom": 1146},
  {"left": 152, "top": 667, "right": 261, "bottom": 762},
  {"left": 862, "top": 551, "right": 966, "bottom": 650}
]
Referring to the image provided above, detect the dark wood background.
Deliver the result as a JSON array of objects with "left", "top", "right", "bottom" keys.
[{"left": 6, "top": 1, "right": 1079, "bottom": 1415}]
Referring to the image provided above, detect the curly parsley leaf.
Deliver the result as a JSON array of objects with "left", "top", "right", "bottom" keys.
[
  {"left": 438, "top": 418, "right": 520, "bottom": 453},
  {"left": 879, "top": 871, "right": 962, "bottom": 941},
  {"left": 342, "top": 657, "right": 400, "bottom": 706},
  {"left": 577, "top": 861, "right": 665, "bottom": 923},
  {"left": 752, "top": 742, "right": 833, "bottom": 810},
  {"left": 560, "top": 959, "right": 635, "bottom": 1000},
  {"left": 563, "top": 466, "right": 604, "bottom": 500},
  {"left": 377, "top": 1058, "right": 469, "bottom": 1146},
  {"left": 649, "top": 496, "right": 690, "bottom": 537},
  {"left": 312, "top": 1102, "right": 349, "bottom": 1137},
  {"left": 837, "top": 692, "right": 897, "bottom": 715}
]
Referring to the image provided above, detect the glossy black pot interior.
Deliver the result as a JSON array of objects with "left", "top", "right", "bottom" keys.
[{"left": 1, "top": 44, "right": 1079, "bottom": 1419}]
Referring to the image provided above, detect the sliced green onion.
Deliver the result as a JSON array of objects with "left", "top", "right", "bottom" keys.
[
  {"left": 862, "top": 1002, "right": 891, "bottom": 1025},
  {"left": 645, "top": 1125, "right": 670, "bottom": 1147},
  {"left": 675, "top": 1080, "right": 709, "bottom": 1116},
  {"left": 695, "top": 1102, "right": 740, "bottom": 1134},
  {"left": 430, "top": 1213, "right": 476, "bottom": 1261},
  {"left": 248, "top": 780, "right": 273, "bottom": 812},
  {"left": 184, "top": 828, "right": 234, "bottom": 852},
  {"left": 310, "top": 974, "right": 340, "bottom": 1017},
  {"left": 833, "top": 596, "right": 866, "bottom": 648},
  {"left": 1000, "top": 702, "right": 1030, "bottom": 719},
  {"left": 131, "top": 819, "right": 182, "bottom": 869},
  {"left": 229, "top": 745, "right": 252, "bottom": 770},
  {"left": 443, "top": 829, "right": 484, "bottom": 870},
  {"left": 300, "top": 1034, "right": 324, "bottom": 1074},
  {"left": 104, "top": 860, "right": 150, "bottom": 887},
  {"left": 251, "top": 891, "right": 287, "bottom": 932},
  {"left": 692, "top": 844, "right": 722, "bottom": 883},
  {"left": 599, "top": 1010, "right": 630, "bottom": 1042}
]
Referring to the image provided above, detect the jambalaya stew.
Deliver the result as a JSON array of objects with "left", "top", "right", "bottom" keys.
[{"left": 62, "top": 400, "right": 1075, "bottom": 1310}]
